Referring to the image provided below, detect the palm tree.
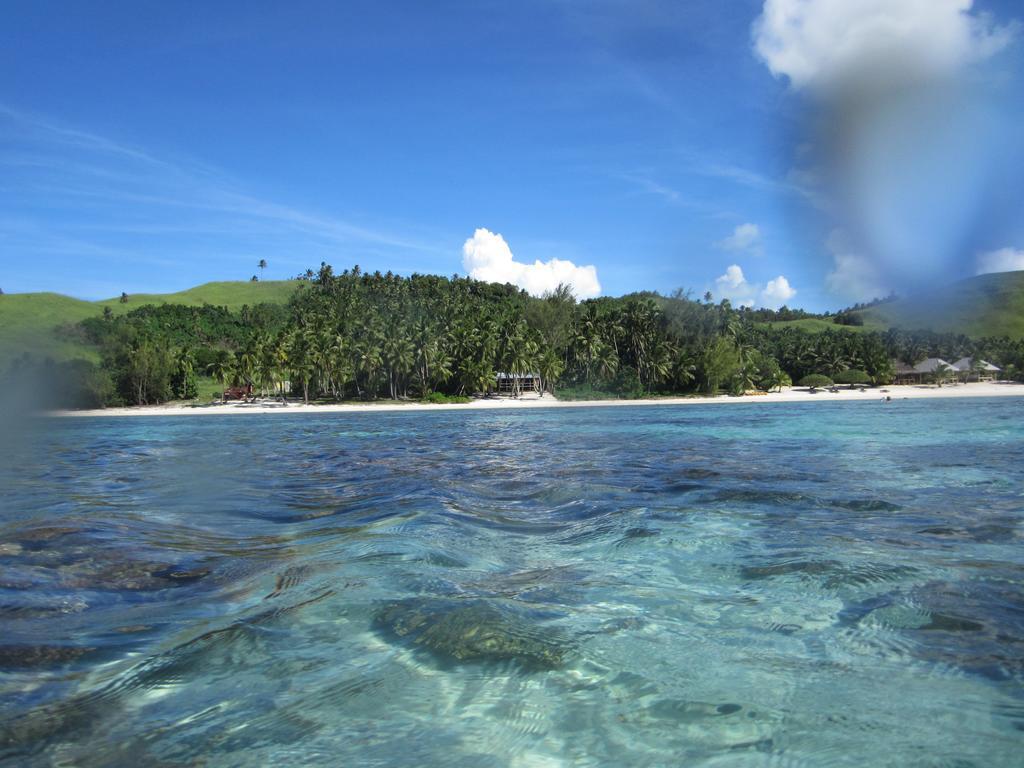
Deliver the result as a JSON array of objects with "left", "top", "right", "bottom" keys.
[
  {"left": 291, "top": 357, "right": 315, "bottom": 403},
  {"left": 237, "top": 349, "right": 258, "bottom": 398},
  {"left": 646, "top": 339, "right": 674, "bottom": 393},
  {"left": 968, "top": 356, "right": 987, "bottom": 383},
  {"left": 814, "top": 348, "right": 849, "bottom": 377},
  {"left": 673, "top": 352, "right": 697, "bottom": 391},
  {"left": 383, "top": 335, "right": 415, "bottom": 399},
  {"left": 325, "top": 333, "right": 349, "bottom": 399},
  {"left": 172, "top": 349, "right": 197, "bottom": 399},
  {"left": 596, "top": 342, "right": 619, "bottom": 385},
  {"left": 206, "top": 354, "right": 237, "bottom": 393},
  {"left": 537, "top": 347, "right": 564, "bottom": 396},
  {"left": 573, "top": 326, "right": 603, "bottom": 385},
  {"left": 356, "top": 341, "right": 383, "bottom": 399},
  {"left": 258, "top": 259, "right": 267, "bottom": 280}
]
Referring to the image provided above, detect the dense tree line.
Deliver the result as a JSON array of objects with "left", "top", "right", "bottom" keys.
[{"left": 5, "top": 265, "right": 1024, "bottom": 409}]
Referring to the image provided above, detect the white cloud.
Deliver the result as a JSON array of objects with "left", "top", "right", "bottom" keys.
[
  {"left": 713, "top": 263, "right": 796, "bottom": 309},
  {"left": 753, "top": 0, "right": 1018, "bottom": 91},
  {"left": 762, "top": 275, "right": 797, "bottom": 306},
  {"left": 461, "top": 228, "right": 601, "bottom": 299},
  {"left": 824, "top": 230, "right": 888, "bottom": 301},
  {"left": 717, "top": 223, "right": 761, "bottom": 252},
  {"left": 716, "top": 264, "right": 748, "bottom": 291},
  {"left": 976, "top": 247, "right": 1024, "bottom": 275}
]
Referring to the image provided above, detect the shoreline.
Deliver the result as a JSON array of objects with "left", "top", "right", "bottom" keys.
[{"left": 52, "top": 381, "right": 1024, "bottom": 417}]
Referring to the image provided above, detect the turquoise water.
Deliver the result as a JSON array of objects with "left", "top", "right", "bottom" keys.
[{"left": 1, "top": 399, "right": 1023, "bottom": 766}]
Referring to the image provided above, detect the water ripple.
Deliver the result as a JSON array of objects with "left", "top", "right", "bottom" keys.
[{"left": 1, "top": 400, "right": 1022, "bottom": 765}]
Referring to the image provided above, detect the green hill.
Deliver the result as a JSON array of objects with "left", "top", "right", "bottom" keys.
[
  {"left": 757, "top": 317, "right": 887, "bottom": 334},
  {"left": 1, "top": 280, "right": 300, "bottom": 363},
  {"left": 853, "top": 271, "right": 1024, "bottom": 339},
  {"left": 93, "top": 280, "right": 300, "bottom": 312}
]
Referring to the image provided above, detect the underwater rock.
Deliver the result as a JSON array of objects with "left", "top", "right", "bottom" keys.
[
  {"left": 373, "top": 597, "right": 569, "bottom": 669},
  {"left": 14, "top": 525, "right": 84, "bottom": 543},
  {"left": 622, "top": 527, "right": 660, "bottom": 539},
  {"left": 832, "top": 498, "right": 902, "bottom": 512},
  {"left": 150, "top": 565, "right": 211, "bottom": 584},
  {"left": 740, "top": 559, "right": 840, "bottom": 580},
  {"left": 0, "top": 644, "right": 94, "bottom": 669},
  {"left": 62, "top": 559, "right": 210, "bottom": 591},
  {"left": 841, "top": 580, "right": 1024, "bottom": 681},
  {"left": 644, "top": 698, "right": 744, "bottom": 723}
]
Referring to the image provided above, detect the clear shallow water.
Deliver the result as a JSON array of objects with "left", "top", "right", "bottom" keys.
[{"left": 1, "top": 399, "right": 1023, "bottom": 767}]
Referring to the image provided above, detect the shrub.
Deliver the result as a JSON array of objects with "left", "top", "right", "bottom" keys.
[
  {"left": 421, "top": 391, "right": 470, "bottom": 404},
  {"left": 833, "top": 369, "right": 871, "bottom": 385},
  {"left": 611, "top": 365, "right": 644, "bottom": 398},
  {"left": 798, "top": 374, "right": 834, "bottom": 388},
  {"left": 555, "top": 385, "right": 623, "bottom": 401}
]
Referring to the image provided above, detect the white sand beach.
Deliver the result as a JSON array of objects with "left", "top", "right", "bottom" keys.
[{"left": 55, "top": 381, "right": 1024, "bottom": 417}]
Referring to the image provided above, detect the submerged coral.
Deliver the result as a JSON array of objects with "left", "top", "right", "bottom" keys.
[{"left": 373, "top": 597, "right": 570, "bottom": 670}]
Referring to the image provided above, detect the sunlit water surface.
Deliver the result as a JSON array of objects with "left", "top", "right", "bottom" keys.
[{"left": 1, "top": 399, "right": 1023, "bottom": 766}]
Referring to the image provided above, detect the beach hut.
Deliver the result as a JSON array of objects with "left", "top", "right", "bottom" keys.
[
  {"left": 495, "top": 372, "right": 541, "bottom": 395},
  {"left": 950, "top": 357, "right": 1001, "bottom": 382},
  {"left": 893, "top": 358, "right": 954, "bottom": 385},
  {"left": 892, "top": 360, "right": 916, "bottom": 384}
]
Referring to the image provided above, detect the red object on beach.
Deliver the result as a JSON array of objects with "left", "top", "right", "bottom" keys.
[{"left": 223, "top": 384, "right": 253, "bottom": 400}]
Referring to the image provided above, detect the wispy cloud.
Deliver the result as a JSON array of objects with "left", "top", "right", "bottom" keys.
[
  {"left": 716, "top": 222, "right": 762, "bottom": 254},
  {"left": 690, "top": 157, "right": 817, "bottom": 202},
  {"left": 615, "top": 170, "right": 735, "bottom": 218},
  {"left": 618, "top": 172, "right": 684, "bottom": 206},
  {"left": 0, "top": 104, "right": 450, "bottom": 293}
]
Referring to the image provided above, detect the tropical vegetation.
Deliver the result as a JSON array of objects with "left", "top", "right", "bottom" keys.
[{"left": 3, "top": 264, "right": 1024, "bottom": 409}]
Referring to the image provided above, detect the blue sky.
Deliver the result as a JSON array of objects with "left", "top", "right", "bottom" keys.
[{"left": 2, "top": 1, "right": 1022, "bottom": 310}]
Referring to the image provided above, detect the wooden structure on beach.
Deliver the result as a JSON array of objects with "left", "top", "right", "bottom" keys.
[
  {"left": 223, "top": 384, "right": 253, "bottom": 400},
  {"left": 893, "top": 358, "right": 953, "bottom": 384},
  {"left": 495, "top": 372, "right": 541, "bottom": 394},
  {"left": 894, "top": 357, "right": 1002, "bottom": 384},
  {"left": 951, "top": 358, "right": 1001, "bottom": 382}
]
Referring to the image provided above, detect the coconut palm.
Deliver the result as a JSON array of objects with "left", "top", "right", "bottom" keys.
[
  {"left": 206, "top": 354, "right": 237, "bottom": 392},
  {"left": 537, "top": 347, "right": 564, "bottom": 395},
  {"left": 383, "top": 334, "right": 415, "bottom": 399},
  {"left": 596, "top": 342, "right": 619, "bottom": 385}
]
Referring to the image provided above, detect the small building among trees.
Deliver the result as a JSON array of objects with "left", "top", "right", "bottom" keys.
[
  {"left": 893, "top": 358, "right": 954, "bottom": 385},
  {"left": 951, "top": 358, "right": 1001, "bottom": 382},
  {"left": 495, "top": 372, "right": 541, "bottom": 395}
]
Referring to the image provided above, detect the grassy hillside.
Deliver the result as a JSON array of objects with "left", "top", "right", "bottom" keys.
[
  {"left": 94, "top": 280, "right": 300, "bottom": 312},
  {"left": 1, "top": 280, "right": 300, "bottom": 363},
  {"left": 0, "top": 293, "right": 106, "bottom": 362},
  {"left": 853, "top": 271, "right": 1024, "bottom": 339},
  {"left": 757, "top": 318, "right": 887, "bottom": 334}
]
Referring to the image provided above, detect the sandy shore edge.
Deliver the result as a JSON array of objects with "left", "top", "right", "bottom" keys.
[{"left": 52, "top": 382, "right": 1024, "bottom": 417}]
